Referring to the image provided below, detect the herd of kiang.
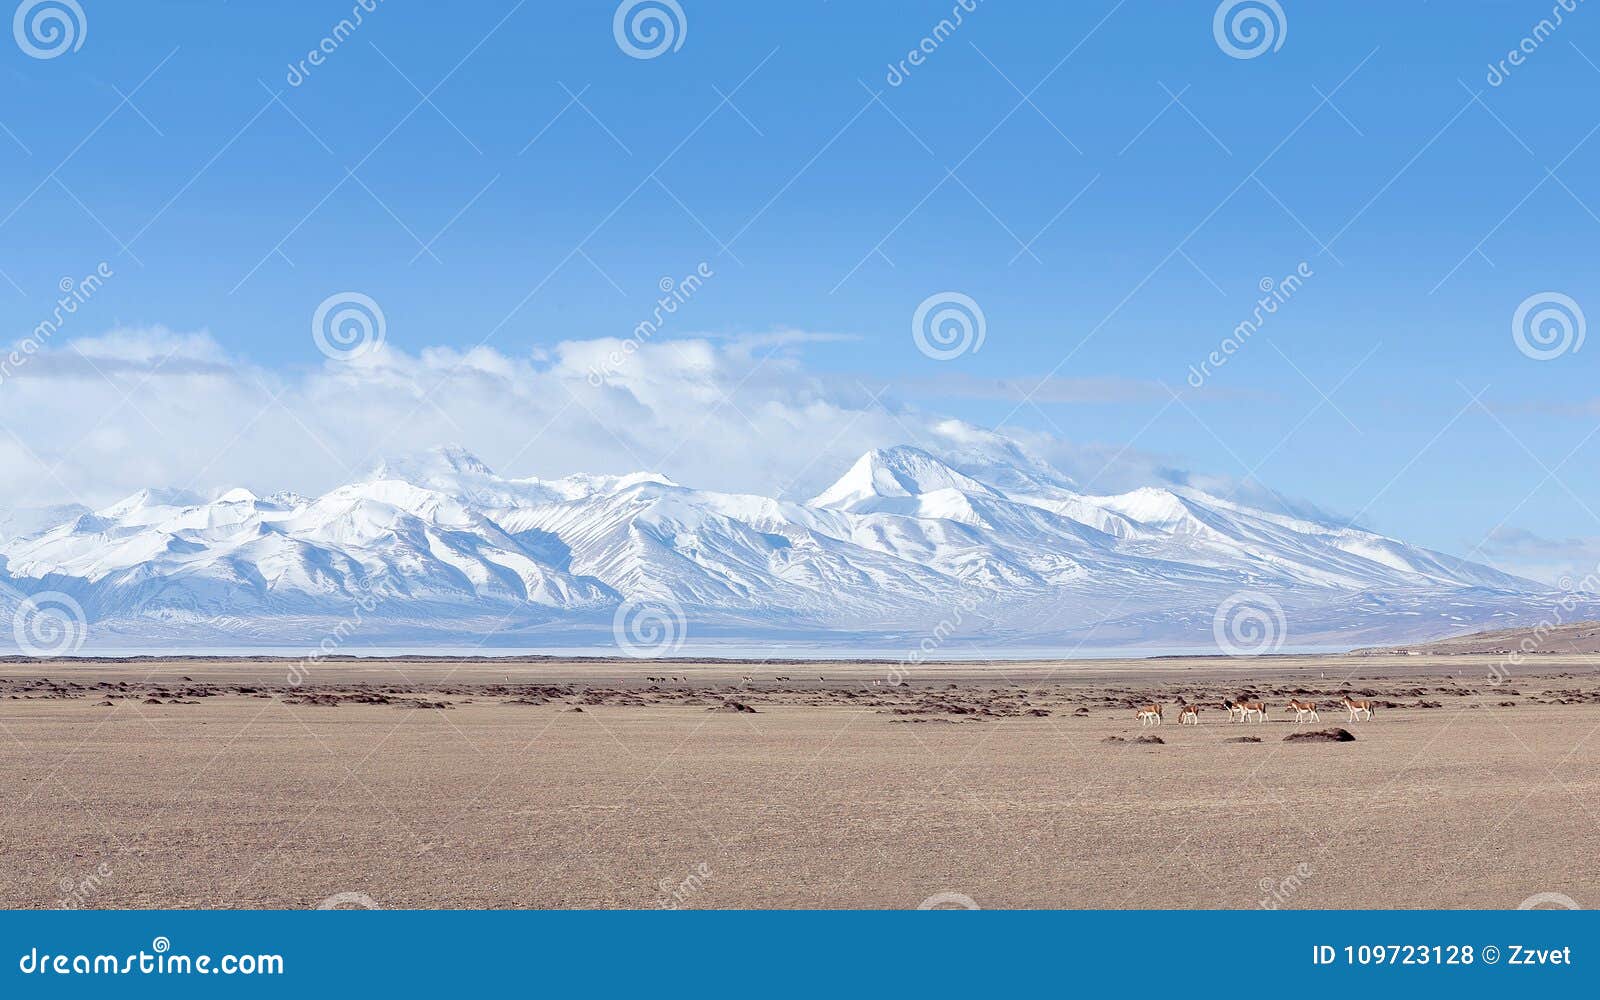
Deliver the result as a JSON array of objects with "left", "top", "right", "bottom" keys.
[{"left": 1135, "top": 696, "right": 1376, "bottom": 727}]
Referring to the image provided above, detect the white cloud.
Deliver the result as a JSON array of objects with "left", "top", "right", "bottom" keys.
[
  {"left": 0, "top": 326, "right": 1318, "bottom": 518},
  {"left": 901, "top": 371, "right": 1276, "bottom": 405},
  {"left": 1478, "top": 527, "right": 1600, "bottom": 588}
]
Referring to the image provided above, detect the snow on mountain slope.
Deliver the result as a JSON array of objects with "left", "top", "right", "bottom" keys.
[
  {"left": 0, "top": 502, "right": 93, "bottom": 544},
  {"left": 0, "top": 444, "right": 1552, "bottom": 652},
  {"left": 811, "top": 447, "right": 1000, "bottom": 512}
]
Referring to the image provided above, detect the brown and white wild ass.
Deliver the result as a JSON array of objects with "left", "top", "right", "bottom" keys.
[
  {"left": 1136, "top": 704, "right": 1163, "bottom": 726},
  {"left": 1340, "top": 695, "right": 1375, "bottom": 722},
  {"left": 1178, "top": 705, "right": 1201, "bottom": 725},
  {"left": 1231, "top": 699, "right": 1267, "bottom": 722},
  {"left": 1287, "top": 699, "right": 1320, "bottom": 724}
]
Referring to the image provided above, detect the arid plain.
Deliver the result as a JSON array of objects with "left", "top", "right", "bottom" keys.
[{"left": 1, "top": 654, "right": 1596, "bottom": 909}]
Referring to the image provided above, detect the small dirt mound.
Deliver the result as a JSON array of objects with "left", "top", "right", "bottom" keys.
[
  {"left": 708, "top": 700, "right": 758, "bottom": 714},
  {"left": 1224, "top": 735, "right": 1262, "bottom": 743},
  {"left": 282, "top": 692, "right": 342, "bottom": 707},
  {"left": 1106, "top": 734, "right": 1164, "bottom": 744},
  {"left": 1283, "top": 727, "right": 1356, "bottom": 743}
]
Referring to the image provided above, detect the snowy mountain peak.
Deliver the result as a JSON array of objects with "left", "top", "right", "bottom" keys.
[
  {"left": 533, "top": 471, "right": 679, "bottom": 500},
  {"left": 368, "top": 444, "right": 497, "bottom": 484},
  {"left": 98, "top": 487, "right": 203, "bottom": 519},
  {"left": 811, "top": 446, "right": 998, "bottom": 510},
  {"left": 927, "top": 423, "right": 1080, "bottom": 496}
]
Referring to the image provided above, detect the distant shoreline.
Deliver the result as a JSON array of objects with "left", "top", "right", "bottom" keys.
[
  {"left": 5, "top": 651, "right": 1599, "bottom": 690},
  {"left": 1, "top": 647, "right": 1365, "bottom": 668}
]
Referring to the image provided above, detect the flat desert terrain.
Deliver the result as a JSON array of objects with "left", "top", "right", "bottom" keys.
[{"left": 1, "top": 654, "right": 1596, "bottom": 909}]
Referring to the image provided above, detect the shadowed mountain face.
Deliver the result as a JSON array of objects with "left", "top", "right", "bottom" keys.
[{"left": 0, "top": 445, "right": 1559, "bottom": 653}]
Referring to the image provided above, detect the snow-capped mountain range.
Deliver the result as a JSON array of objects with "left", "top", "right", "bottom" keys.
[{"left": 0, "top": 444, "right": 1571, "bottom": 655}]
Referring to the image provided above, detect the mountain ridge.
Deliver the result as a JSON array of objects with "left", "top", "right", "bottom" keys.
[{"left": 0, "top": 444, "right": 1561, "bottom": 653}]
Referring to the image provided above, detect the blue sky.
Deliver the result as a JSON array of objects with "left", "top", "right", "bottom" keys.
[{"left": 1, "top": 0, "right": 1599, "bottom": 583}]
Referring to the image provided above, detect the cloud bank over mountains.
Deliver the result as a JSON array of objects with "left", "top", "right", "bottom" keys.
[{"left": 0, "top": 326, "right": 1284, "bottom": 518}]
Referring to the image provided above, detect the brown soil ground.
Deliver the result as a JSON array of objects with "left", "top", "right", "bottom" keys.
[{"left": 1, "top": 655, "right": 1596, "bottom": 909}]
